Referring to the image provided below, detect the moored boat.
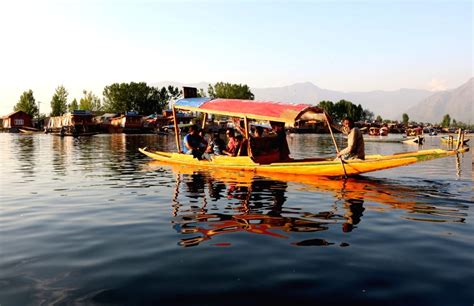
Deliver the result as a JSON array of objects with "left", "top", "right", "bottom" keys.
[
  {"left": 138, "top": 90, "right": 468, "bottom": 177},
  {"left": 402, "top": 135, "right": 424, "bottom": 145},
  {"left": 440, "top": 136, "right": 469, "bottom": 145}
]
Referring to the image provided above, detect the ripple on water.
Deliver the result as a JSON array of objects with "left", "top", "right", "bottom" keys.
[{"left": 0, "top": 133, "right": 472, "bottom": 306}]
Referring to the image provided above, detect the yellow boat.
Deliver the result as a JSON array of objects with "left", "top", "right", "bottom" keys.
[
  {"left": 140, "top": 147, "right": 466, "bottom": 177},
  {"left": 440, "top": 136, "right": 470, "bottom": 145},
  {"left": 139, "top": 91, "right": 468, "bottom": 177}
]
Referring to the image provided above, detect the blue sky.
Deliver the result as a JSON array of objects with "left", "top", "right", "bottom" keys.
[{"left": 0, "top": 0, "right": 472, "bottom": 114}]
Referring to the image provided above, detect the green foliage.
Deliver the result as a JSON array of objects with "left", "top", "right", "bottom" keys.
[
  {"left": 14, "top": 89, "right": 39, "bottom": 118},
  {"left": 50, "top": 85, "right": 69, "bottom": 116},
  {"left": 317, "top": 99, "right": 366, "bottom": 122},
  {"left": 69, "top": 98, "right": 79, "bottom": 112},
  {"left": 402, "top": 113, "right": 409, "bottom": 126},
  {"left": 376, "top": 115, "right": 383, "bottom": 122},
  {"left": 441, "top": 114, "right": 451, "bottom": 128},
  {"left": 362, "top": 109, "right": 374, "bottom": 121},
  {"left": 102, "top": 82, "right": 181, "bottom": 114},
  {"left": 79, "top": 90, "right": 102, "bottom": 112},
  {"left": 208, "top": 82, "right": 254, "bottom": 100},
  {"left": 197, "top": 88, "right": 206, "bottom": 98}
]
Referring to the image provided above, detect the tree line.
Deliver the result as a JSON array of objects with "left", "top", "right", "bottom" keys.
[
  {"left": 12, "top": 82, "right": 471, "bottom": 129},
  {"left": 13, "top": 82, "right": 255, "bottom": 118}
]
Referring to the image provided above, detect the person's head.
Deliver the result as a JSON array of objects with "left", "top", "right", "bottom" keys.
[
  {"left": 188, "top": 124, "right": 198, "bottom": 135},
  {"left": 226, "top": 128, "right": 235, "bottom": 138},
  {"left": 235, "top": 134, "right": 243, "bottom": 143},
  {"left": 270, "top": 121, "right": 284, "bottom": 131},
  {"left": 255, "top": 126, "right": 264, "bottom": 137},
  {"left": 342, "top": 117, "right": 354, "bottom": 133}
]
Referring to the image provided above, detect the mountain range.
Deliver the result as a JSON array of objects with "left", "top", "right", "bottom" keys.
[{"left": 153, "top": 78, "right": 473, "bottom": 123}]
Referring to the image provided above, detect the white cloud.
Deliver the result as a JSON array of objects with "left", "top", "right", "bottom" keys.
[{"left": 427, "top": 78, "right": 448, "bottom": 91}]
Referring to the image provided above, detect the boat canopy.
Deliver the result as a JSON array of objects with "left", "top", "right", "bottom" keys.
[{"left": 173, "top": 98, "right": 327, "bottom": 127}]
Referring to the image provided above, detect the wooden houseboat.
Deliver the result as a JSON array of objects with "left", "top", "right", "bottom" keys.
[{"left": 45, "top": 110, "right": 96, "bottom": 136}]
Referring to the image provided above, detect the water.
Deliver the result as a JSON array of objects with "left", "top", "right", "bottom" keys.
[{"left": 0, "top": 133, "right": 472, "bottom": 306}]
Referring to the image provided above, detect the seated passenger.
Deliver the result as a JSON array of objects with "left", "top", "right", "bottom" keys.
[
  {"left": 234, "top": 134, "right": 248, "bottom": 156},
  {"left": 223, "top": 128, "right": 238, "bottom": 156},
  {"left": 253, "top": 126, "right": 264, "bottom": 138},
  {"left": 270, "top": 121, "right": 290, "bottom": 161},
  {"left": 183, "top": 124, "right": 203, "bottom": 159},
  {"left": 205, "top": 132, "right": 226, "bottom": 156}
]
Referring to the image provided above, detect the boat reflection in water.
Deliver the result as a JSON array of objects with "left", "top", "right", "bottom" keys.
[{"left": 146, "top": 161, "right": 467, "bottom": 248}]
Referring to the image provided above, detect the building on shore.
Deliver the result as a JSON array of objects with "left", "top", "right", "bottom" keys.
[{"left": 1, "top": 111, "right": 32, "bottom": 132}]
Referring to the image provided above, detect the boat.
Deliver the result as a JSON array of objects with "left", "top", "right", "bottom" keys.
[
  {"left": 139, "top": 94, "right": 468, "bottom": 177},
  {"left": 369, "top": 126, "right": 388, "bottom": 136},
  {"left": 19, "top": 127, "right": 41, "bottom": 134},
  {"left": 440, "top": 136, "right": 469, "bottom": 146},
  {"left": 51, "top": 131, "right": 98, "bottom": 137},
  {"left": 402, "top": 135, "right": 424, "bottom": 145}
]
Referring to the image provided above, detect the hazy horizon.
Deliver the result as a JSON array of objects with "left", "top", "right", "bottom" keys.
[{"left": 1, "top": 0, "right": 472, "bottom": 115}]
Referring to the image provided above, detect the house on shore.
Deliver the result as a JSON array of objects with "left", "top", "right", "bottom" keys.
[{"left": 1, "top": 111, "right": 32, "bottom": 132}]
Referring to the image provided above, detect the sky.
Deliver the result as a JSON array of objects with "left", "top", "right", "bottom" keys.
[{"left": 0, "top": 0, "right": 472, "bottom": 115}]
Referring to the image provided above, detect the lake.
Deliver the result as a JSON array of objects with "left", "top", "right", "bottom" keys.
[{"left": 0, "top": 133, "right": 472, "bottom": 306}]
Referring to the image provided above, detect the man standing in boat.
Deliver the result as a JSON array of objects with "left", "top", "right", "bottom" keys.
[{"left": 337, "top": 117, "right": 365, "bottom": 160}]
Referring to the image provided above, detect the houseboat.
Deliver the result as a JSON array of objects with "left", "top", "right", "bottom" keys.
[{"left": 45, "top": 110, "right": 96, "bottom": 136}]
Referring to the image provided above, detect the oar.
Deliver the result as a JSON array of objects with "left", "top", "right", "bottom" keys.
[{"left": 324, "top": 113, "right": 347, "bottom": 178}]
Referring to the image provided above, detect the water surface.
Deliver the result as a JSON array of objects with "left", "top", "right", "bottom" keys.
[{"left": 0, "top": 133, "right": 472, "bottom": 306}]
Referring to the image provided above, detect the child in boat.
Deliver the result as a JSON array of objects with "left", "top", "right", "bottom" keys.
[{"left": 203, "top": 132, "right": 226, "bottom": 159}]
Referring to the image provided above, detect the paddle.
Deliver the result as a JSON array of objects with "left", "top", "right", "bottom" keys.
[{"left": 324, "top": 113, "right": 348, "bottom": 178}]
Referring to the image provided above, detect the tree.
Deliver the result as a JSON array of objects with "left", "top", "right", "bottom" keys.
[
  {"left": 402, "top": 113, "right": 409, "bottom": 126},
  {"left": 362, "top": 109, "right": 374, "bottom": 121},
  {"left": 50, "top": 85, "right": 68, "bottom": 116},
  {"left": 103, "top": 82, "right": 175, "bottom": 114},
  {"left": 14, "top": 89, "right": 39, "bottom": 118},
  {"left": 69, "top": 98, "right": 79, "bottom": 112},
  {"left": 79, "top": 90, "right": 102, "bottom": 111},
  {"left": 208, "top": 82, "right": 254, "bottom": 100},
  {"left": 441, "top": 114, "right": 451, "bottom": 128},
  {"left": 317, "top": 100, "right": 368, "bottom": 122},
  {"left": 317, "top": 100, "right": 336, "bottom": 119},
  {"left": 376, "top": 115, "right": 383, "bottom": 122}
]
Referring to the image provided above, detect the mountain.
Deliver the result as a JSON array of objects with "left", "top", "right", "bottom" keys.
[
  {"left": 252, "top": 83, "right": 432, "bottom": 120},
  {"left": 406, "top": 78, "right": 473, "bottom": 123},
  {"left": 152, "top": 81, "right": 460, "bottom": 121}
]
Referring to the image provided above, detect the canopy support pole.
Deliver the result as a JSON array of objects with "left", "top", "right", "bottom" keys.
[
  {"left": 172, "top": 106, "right": 181, "bottom": 153},
  {"left": 201, "top": 112, "right": 207, "bottom": 131},
  {"left": 325, "top": 113, "right": 347, "bottom": 178},
  {"left": 243, "top": 116, "right": 249, "bottom": 138}
]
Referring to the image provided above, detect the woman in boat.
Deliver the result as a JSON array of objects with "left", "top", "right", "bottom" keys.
[
  {"left": 183, "top": 124, "right": 204, "bottom": 159},
  {"left": 223, "top": 128, "right": 238, "bottom": 156},
  {"left": 336, "top": 117, "right": 365, "bottom": 160}
]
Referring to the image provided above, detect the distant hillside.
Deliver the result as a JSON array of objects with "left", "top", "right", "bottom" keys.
[
  {"left": 252, "top": 83, "right": 432, "bottom": 120},
  {"left": 152, "top": 81, "right": 440, "bottom": 120},
  {"left": 406, "top": 78, "right": 473, "bottom": 123}
]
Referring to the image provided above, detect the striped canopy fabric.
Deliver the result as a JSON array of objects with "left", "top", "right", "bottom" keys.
[{"left": 174, "top": 98, "right": 326, "bottom": 126}]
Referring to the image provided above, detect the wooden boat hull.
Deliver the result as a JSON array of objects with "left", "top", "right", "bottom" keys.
[
  {"left": 440, "top": 137, "right": 469, "bottom": 145},
  {"left": 51, "top": 132, "right": 98, "bottom": 137},
  {"left": 402, "top": 136, "right": 424, "bottom": 145},
  {"left": 139, "top": 147, "right": 467, "bottom": 177}
]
